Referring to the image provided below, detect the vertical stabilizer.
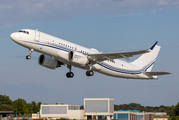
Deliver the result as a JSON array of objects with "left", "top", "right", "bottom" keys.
[{"left": 131, "top": 45, "right": 161, "bottom": 72}]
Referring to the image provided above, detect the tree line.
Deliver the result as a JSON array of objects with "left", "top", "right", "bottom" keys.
[
  {"left": 1, "top": 94, "right": 179, "bottom": 118},
  {"left": 114, "top": 103, "right": 179, "bottom": 117},
  {"left": 0, "top": 95, "right": 41, "bottom": 115}
]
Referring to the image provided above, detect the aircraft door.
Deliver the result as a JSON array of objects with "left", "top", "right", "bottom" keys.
[{"left": 35, "top": 30, "right": 40, "bottom": 42}]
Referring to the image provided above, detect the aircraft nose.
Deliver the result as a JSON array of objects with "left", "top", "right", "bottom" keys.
[
  {"left": 10, "top": 33, "right": 17, "bottom": 41},
  {"left": 10, "top": 32, "right": 20, "bottom": 42},
  {"left": 10, "top": 32, "right": 24, "bottom": 45}
]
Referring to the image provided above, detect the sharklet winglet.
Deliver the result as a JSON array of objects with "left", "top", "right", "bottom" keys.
[{"left": 150, "top": 41, "right": 158, "bottom": 50}]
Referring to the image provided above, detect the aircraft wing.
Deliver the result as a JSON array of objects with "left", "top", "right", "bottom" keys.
[
  {"left": 144, "top": 72, "right": 171, "bottom": 76},
  {"left": 88, "top": 41, "right": 158, "bottom": 63}
]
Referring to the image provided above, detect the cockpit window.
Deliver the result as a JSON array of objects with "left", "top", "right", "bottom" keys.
[{"left": 18, "top": 30, "right": 29, "bottom": 34}]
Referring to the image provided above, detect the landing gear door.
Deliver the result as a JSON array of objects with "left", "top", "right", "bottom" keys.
[{"left": 35, "top": 30, "right": 40, "bottom": 42}]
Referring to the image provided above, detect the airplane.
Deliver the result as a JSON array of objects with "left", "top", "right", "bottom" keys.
[{"left": 10, "top": 29, "right": 171, "bottom": 79}]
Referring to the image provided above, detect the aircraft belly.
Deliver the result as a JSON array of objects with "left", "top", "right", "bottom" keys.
[{"left": 92, "top": 64, "right": 102, "bottom": 71}]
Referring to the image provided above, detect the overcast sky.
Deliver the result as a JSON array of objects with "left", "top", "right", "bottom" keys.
[{"left": 0, "top": 0, "right": 179, "bottom": 107}]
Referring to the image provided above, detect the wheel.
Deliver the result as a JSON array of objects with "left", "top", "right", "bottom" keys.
[
  {"left": 66, "top": 72, "right": 74, "bottom": 78},
  {"left": 89, "top": 71, "right": 94, "bottom": 76},
  {"left": 86, "top": 70, "right": 94, "bottom": 76},
  {"left": 26, "top": 55, "right": 31, "bottom": 60},
  {"left": 69, "top": 72, "right": 74, "bottom": 78},
  {"left": 86, "top": 71, "right": 90, "bottom": 76}
]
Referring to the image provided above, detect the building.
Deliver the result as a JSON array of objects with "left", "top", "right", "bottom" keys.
[
  {"left": 39, "top": 98, "right": 167, "bottom": 120},
  {"left": 84, "top": 98, "right": 114, "bottom": 120},
  {"left": 113, "top": 110, "right": 167, "bottom": 120},
  {"left": 0, "top": 111, "right": 13, "bottom": 118},
  {"left": 113, "top": 110, "right": 138, "bottom": 120},
  {"left": 40, "top": 104, "right": 83, "bottom": 119},
  {"left": 153, "top": 117, "right": 168, "bottom": 120}
]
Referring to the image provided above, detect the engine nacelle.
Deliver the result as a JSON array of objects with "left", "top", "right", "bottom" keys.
[
  {"left": 68, "top": 51, "right": 89, "bottom": 66},
  {"left": 39, "top": 54, "right": 59, "bottom": 69}
]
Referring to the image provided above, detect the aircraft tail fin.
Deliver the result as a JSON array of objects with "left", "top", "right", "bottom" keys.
[{"left": 131, "top": 42, "right": 160, "bottom": 72}]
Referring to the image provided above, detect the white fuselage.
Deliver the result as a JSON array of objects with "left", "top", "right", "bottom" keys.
[{"left": 10, "top": 29, "right": 158, "bottom": 79}]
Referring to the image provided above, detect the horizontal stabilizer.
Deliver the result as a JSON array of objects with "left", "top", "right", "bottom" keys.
[{"left": 144, "top": 72, "right": 171, "bottom": 76}]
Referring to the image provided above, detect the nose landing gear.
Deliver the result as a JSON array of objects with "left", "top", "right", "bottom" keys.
[
  {"left": 66, "top": 72, "right": 74, "bottom": 78},
  {"left": 66, "top": 65, "right": 74, "bottom": 78},
  {"left": 26, "top": 49, "right": 33, "bottom": 60},
  {"left": 26, "top": 55, "right": 31, "bottom": 59}
]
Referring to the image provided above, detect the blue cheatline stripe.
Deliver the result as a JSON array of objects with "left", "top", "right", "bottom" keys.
[
  {"left": 27, "top": 41, "right": 72, "bottom": 52},
  {"left": 99, "top": 63, "right": 140, "bottom": 74},
  {"left": 24, "top": 40, "right": 155, "bottom": 74},
  {"left": 98, "top": 59, "right": 156, "bottom": 74},
  {"left": 142, "top": 60, "right": 155, "bottom": 72}
]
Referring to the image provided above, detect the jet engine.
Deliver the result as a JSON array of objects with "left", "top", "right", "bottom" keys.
[
  {"left": 39, "top": 54, "right": 60, "bottom": 69},
  {"left": 68, "top": 51, "right": 89, "bottom": 66}
]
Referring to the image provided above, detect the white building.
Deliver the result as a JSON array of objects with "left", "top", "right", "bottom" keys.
[
  {"left": 84, "top": 98, "right": 114, "bottom": 120},
  {"left": 40, "top": 98, "right": 114, "bottom": 120},
  {"left": 40, "top": 104, "right": 83, "bottom": 119}
]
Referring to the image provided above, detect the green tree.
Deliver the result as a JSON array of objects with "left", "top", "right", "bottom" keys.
[
  {"left": 159, "top": 107, "right": 166, "bottom": 112},
  {"left": 128, "top": 103, "right": 142, "bottom": 110},
  {"left": 31, "top": 101, "right": 39, "bottom": 113},
  {"left": 0, "top": 95, "right": 13, "bottom": 111},
  {"left": 174, "top": 102, "right": 179, "bottom": 116},
  {"left": 114, "top": 104, "right": 119, "bottom": 111},
  {"left": 80, "top": 105, "right": 84, "bottom": 110},
  {"left": 24, "top": 103, "right": 32, "bottom": 115},
  {"left": 0, "top": 95, "right": 12, "bottom": 105},
  {"left": 118, "top": 104, "right": 128, "bottom": 110},
  {"left": 0, "top": 105, "right": 2, "bottom": 111},
  {"left": 167, "top": 105, "right": 175, "bottom": 117},
  {"left": 1, "top": 104, "right": 13, "bottom": 111},
  {"left": 37, "top": 101, "right": 42, "bottom": 112},
  {"left": 13, "top": 98, "right": 27, "bottom": 114}
]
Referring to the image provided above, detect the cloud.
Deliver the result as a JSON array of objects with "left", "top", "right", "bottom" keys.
[{"left": 0, "top": 0, "right": 179, "bottom": 28}]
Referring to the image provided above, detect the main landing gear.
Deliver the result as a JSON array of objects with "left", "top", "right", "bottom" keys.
[
  {"left": 66, "top": 65, "right": 74, "bottom": 78},
  {"left": 26, "top": 49, "right": 33, "bottom": 60},
  {"left": 86, "top": 65, "right": 94, "bottom": 77},
  {"left": 86, "top": 70, "right": 94, "bottom": 76},
  {"left": 65, "top": 65, "right": 94, "bottom": 78}
]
